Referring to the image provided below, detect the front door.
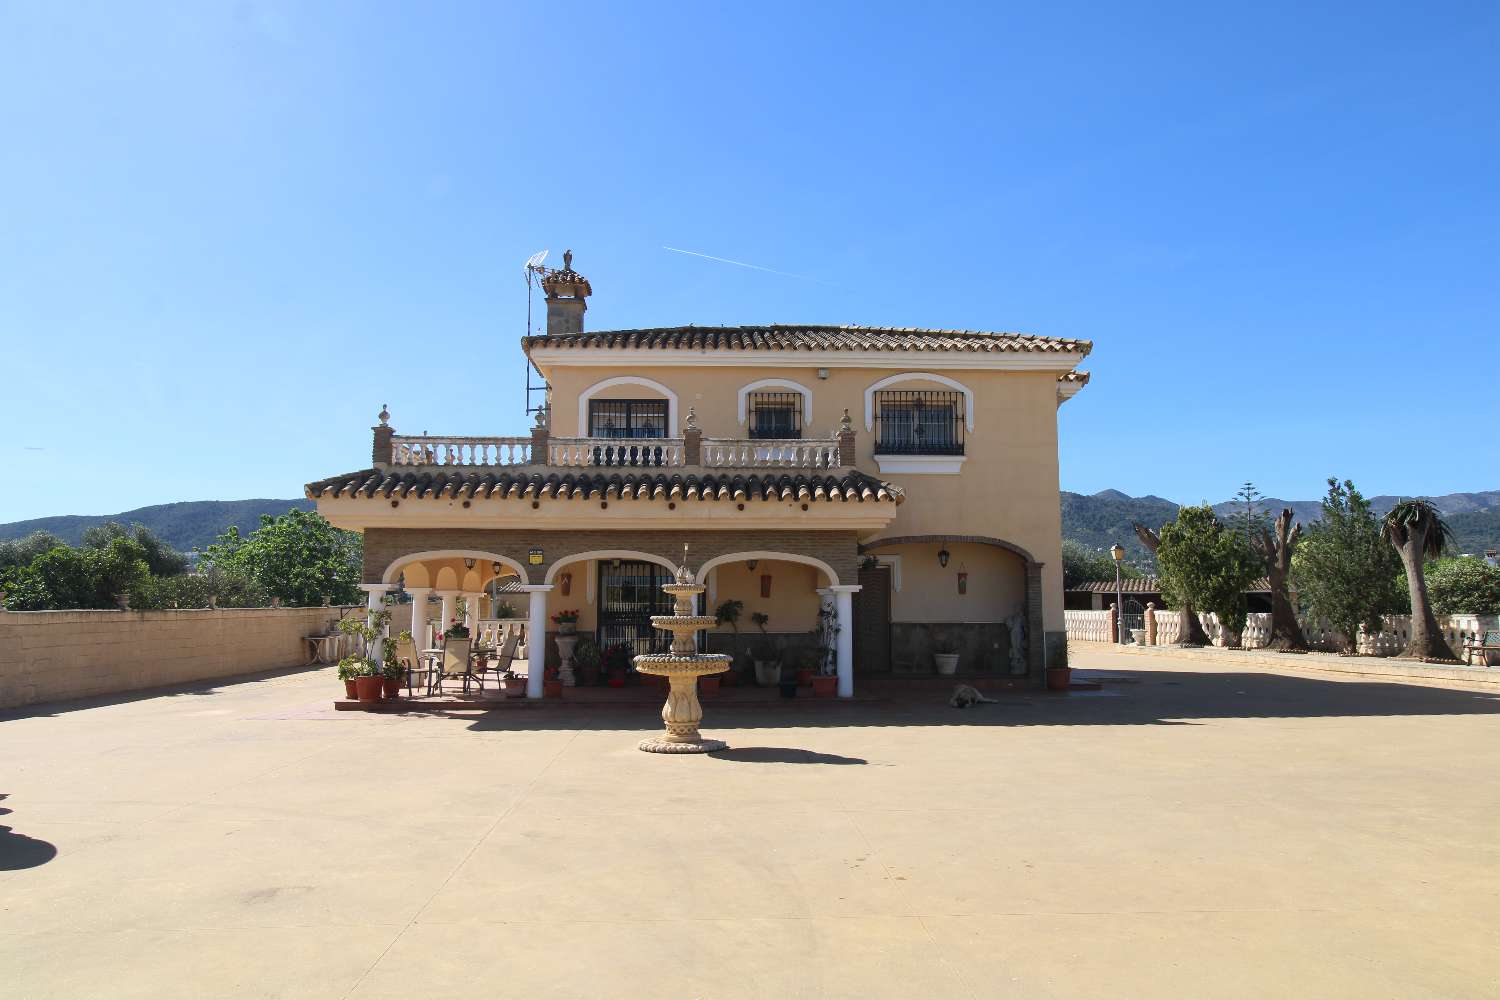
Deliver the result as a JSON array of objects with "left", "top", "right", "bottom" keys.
[
  {"left": 596, "top": 560, "right": 674, "bottom": 655},
  {"left": 854, "top": 564, "right": 892, "bottom": 674}
]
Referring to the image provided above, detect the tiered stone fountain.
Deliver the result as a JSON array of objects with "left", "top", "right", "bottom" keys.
[{"left": 634, "top": 551, "right": 732, "bottom": 754}]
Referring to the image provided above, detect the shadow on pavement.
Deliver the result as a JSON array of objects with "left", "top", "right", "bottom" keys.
[
  {"left": 0, "top": 795, "right": 57, "bottom": 871},
  {"left": 710, "top": 747, "right": 867, "bottom": 765}
]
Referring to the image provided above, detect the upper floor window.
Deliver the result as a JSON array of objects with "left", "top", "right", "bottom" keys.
[
  {"left": 747, "top": 391, "right": 803, "bottom": 439},
  {"left": 589, "top": 399, "right": 667, "bottom": 439},
  {"left": 873, "top": 390, "right": 965, "bottom": 455}
]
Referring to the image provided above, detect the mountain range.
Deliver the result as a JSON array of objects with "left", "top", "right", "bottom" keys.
[{"left": 2, "top": 490, "right": 1497, "bottom": 563}]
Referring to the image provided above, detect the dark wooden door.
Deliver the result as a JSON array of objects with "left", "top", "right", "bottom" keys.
[{"left": 854, "top": 565, "right": 892, "bottom": 674}]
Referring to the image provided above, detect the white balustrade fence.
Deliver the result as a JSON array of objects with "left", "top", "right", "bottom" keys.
[
  {"left": 1063, "top": 610, "right": 1112, "bottom": 643},
  {"left": 1153, "top": 609, "right": 1181, "bottom": 645},
  {"left": 702, "top": 439, "right": 842, "bottom": 469},
  {"left": 547, "top": 438, "right": 686, "bottom": 468},
  {"left": 475, "top": 618, "right": 529, "bottom": 659},
  {"left": 391, "top": 436, "right": 531, "bottom": 467}
]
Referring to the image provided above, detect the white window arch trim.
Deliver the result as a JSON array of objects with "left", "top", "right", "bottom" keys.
[
  {"left": 577, "top": 376, "right": 679, "bottom": 436},
  {"left": 736, "top": 378, "right": 813, "bottom": 428},
  {"left": 863, "top": 372, "right": 975, "bottom": 434}
]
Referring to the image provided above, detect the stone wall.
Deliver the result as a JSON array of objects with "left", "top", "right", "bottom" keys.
[{"left": 0, "top": 606, "right": 356, "bottom": 710}]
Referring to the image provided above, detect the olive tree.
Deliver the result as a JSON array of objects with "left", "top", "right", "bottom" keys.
[{"left": 1156, "top": 505, "right": 1261, "bottom": 647}]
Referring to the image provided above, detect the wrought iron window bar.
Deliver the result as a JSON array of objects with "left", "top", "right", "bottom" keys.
[{"left": 873, "top": 389, "right": 965, "bottom": 455}]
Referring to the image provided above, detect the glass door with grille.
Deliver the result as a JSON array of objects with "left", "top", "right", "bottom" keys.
[{"left": 596, "top": 560, "right": 675, "bottom": 656}]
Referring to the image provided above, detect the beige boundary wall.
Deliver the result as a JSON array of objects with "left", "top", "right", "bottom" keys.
[{"left": 0, "top": 606, "right": 358, "bottom": 711}]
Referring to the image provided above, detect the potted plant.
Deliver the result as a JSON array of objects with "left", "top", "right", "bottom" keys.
[
  {"left": 778, "top": 674, "right": 798, "bottom": 698},
  {"left": 551, "top": 609, "right": 580, "bottom": 636},
  {"left": 353, "top": 661, "right": 384, "bottom": 702},
  {"left": 1047, "top": 663, "right": 1072, "bottom": 692},
  {"left": 933, "top": 637, "right": 961, "bottom": 676},
  {"left": 750, "top": 612, "right": 781, "bottom": 685},
  {"left": 543, "top": 666, "right": 563, "bottom": 698},
  {"left": 336, "top": 659, "right": 360, "bottom": 699},
  {"left": 715, "top": 599, "right": 744, "bottom": 686},
  {"left": 573, "top": 636, "right": 601, "bottom": 686},
  {"left": 794, "top": 643, "right": 816, "bottom": 686},
  {"left": 603, "top": 642, "right": 632, "bottom": 688},
  {"left": 812, "top": 603, "right": 839, "bottom": 697},
  {"left": 501, "top": 669, "right": 527, "bottom": 697}
]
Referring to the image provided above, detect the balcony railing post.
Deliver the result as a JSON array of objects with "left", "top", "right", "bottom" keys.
[
  {"left": 530, "top": 406, "right": 549, "bottom": 464},
  {"left": 682, "top": 408, "right": 702, "bottom": 465},
  {"left": 837, "top": 408, "right": 856, "bottom": 467},
  {"left": 372, "top": 404, "right": 394, "bottom": 467}
]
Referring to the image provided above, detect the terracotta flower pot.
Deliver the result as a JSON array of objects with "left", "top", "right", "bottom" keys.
[
  {"left": 719, "top": 670, "right": 738, "bottom": 688},
  {"left": 1046, "top": 666, "right": 1071, "bottom": 692},
  {"left": 699, "top": 675, "right": 720, "bottom": 697},
  {"left": 382, "top": 676, "right": 402, "bottom": 699},
  {"left": 607, "top": 671, "right": 626, "bottom": 689},
  {"left": 343, "top": 679, "right": 358, "bottom": 699},
  {"left": 354, "top": 675, "right": 384, "bottom": 702},
  {"left": 795, "top": 668, "right": 813, "bottom": 686},
  {"left": 543, "top": 679, "right": 563, "bottom": 698},
  {"left": 503, "top": 678, "right": 526, "bottom": 697},
  {"left": 811, "top": 675, "right": 837, "bottom": 698}
]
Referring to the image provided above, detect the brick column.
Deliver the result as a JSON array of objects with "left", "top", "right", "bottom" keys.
[
  {"left": 1145, "top": 602, "right": 1157, "bottom": 646},
  {"left": 372, "top": 404, "right": 394, "bottom": 467},
  {"left": 837, "top": 408, "right": 856, "bottom": 466},
  {"left": 1108, "top": 602, "right": 1119, "bottom": 645},
  {"left": 1025, "top": 561, "right": 1045, "bottom": 683},
  {"left": 530, "top": 406, "right": 550, "bottom": 464},
  {"left": 683, "top": 407, "right": 702, "bottom": 465}
]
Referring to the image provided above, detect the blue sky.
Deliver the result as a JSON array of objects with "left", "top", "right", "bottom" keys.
[{"left": 3, "top": 1, "right": 1496, "bottom": 523}]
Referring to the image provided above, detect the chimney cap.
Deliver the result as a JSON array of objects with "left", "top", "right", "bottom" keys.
[{"left": 541, "top": 248, "right": 592, "bottom": 299}]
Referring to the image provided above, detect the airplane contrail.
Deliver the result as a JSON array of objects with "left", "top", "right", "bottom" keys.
[{"left": 661, "top": 246, "right": 828, "bottom": 284}]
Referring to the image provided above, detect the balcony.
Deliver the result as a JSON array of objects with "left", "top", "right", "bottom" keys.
[{"left": 388, "top": 434, "right": 844, "bottom": 470}]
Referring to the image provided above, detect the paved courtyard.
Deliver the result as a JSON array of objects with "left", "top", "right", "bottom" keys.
[{"left": 3, "top": 649, "right": 1499, "bottom": 999}]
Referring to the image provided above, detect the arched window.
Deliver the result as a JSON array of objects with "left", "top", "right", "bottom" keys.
[{"left": 737, "top": 378, "right": 812, "bottom": 439}]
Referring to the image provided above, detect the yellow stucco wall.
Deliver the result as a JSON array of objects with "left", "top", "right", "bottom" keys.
[
  {"left": 868, "top": 542, "right": 1026, "bottom": 624},
  {"left": 542, "top": 362, "right": 1066, "bottom": 629}
]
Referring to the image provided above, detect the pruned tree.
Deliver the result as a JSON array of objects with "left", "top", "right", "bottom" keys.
[
  {"left": 1383, "top": 499, "right": 1460, "bottom": 661},
  {"left": 1133, "top": 521, "right": 1210, "bottom": 645},
  {"left": 1253, "top": 508, "right": 1308, "bottom": 650}
]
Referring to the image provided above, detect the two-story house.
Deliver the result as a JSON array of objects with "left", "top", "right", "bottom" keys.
[{"left": 305, "top": 252, "right": 1091, "bottom": 698}]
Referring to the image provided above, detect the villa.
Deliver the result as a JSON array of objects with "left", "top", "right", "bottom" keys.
[{"left": 305, "top": 252, "right": 1092, "bottom": 697}]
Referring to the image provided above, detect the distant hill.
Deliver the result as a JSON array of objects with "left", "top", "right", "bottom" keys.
[
  {"left": 0, "top": 499, "right": 315, "bottom": 552},
  {"left": 4, "top": 488, "right": 1496, "bottom": 568},
  {"left": 1063, "top": 488, "right": 1500, "bottom": 566}
]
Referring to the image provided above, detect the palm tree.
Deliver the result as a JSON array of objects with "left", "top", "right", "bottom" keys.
[{"left": 1382, "top": 499, "right": 1458, "bottom": 661}]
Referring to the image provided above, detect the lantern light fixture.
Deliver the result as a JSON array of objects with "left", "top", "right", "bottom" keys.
[
  {"left": 937, "top": 547, "right": 950, "bottom": 568},
  {"left": 1110, "top": 543, "right": 1126, "bottom": 563},
  {"left": 463, "top": 557, "right": 476, "bottom": 570},
  {"left": 746, "top": 559, "right": 758, "bottom": 571},
  {"left": 492, "top": 561, "right": 503, "bottom": 576}
]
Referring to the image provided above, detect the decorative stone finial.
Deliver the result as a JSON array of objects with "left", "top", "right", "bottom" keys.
[
  {"left": 675, "top": 542, "right": 694, "bottom": 584},
  {"left": 839, "top": 408, "right": 852, "bottom": 433},
  {"left": 534, "top": 405, "right": 548, "bottom": 429},
  {"left": 563, "top": 249, "right": 573, "bottom": 270},
  {"left": 684, "top": 407, "right": 699, "bottom": 432},
  {"left": 378, "top": 404, "right": 390, "bottom": 427}
]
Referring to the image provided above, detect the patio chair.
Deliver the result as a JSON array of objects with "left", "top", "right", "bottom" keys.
[
  {"left": 472, "top": 628, "right": 521, "bottom": 696},
  {"left": 399, "top": 636, "right": 437, "bottom": 696}
]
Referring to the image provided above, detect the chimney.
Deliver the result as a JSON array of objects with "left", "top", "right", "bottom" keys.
[{"left": 540, "top": 248, "right": 591, "bottom": 335}]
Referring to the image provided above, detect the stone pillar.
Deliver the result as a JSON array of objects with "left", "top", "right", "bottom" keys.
[
  {"left": 530, "top": 406, "right": 549, "bottom": 464},
  {"left": 829, "top": 584, "right": 861, "bottom": 698},
  {"left": 438, "top": 591, "right": 458, "bottom": 636},
  {"left": 683, "top": 407, "right": 702, "bottom": 465},
  {"left": 1108, "top": 603, "right": 1119, "bottom": 645},
  {"left": 518, "top": 585, "right": 555, "bottom": 699},
  {"left": 407, "top": 588, "right": 431, "bottom": 647},
  {"left": 372, "top": 405, "right": 393, "bottom": 466},
  {"left": 464, "top": 593, "right": 481, "bottom": 634},
  {"left": 1145, "top": 602, "right": 1157, "bottom": 646},
  {"left": 360, "top": 584, "right": 392, "bottom": 660},
  {"left": 837, "top": 408, "right": 856, "bottom": 467}
]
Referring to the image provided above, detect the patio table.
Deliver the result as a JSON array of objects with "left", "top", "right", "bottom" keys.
[{"left": 303, "top": 634, "right": 342, "bottom": 665}]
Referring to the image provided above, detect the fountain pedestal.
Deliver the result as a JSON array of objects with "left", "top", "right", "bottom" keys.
[{"left": 634, "top": 562, "right": 730, "bottom": 754}]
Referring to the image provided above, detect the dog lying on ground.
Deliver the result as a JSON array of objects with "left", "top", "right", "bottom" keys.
[{"left": 950, "top": 684, "right": 998, "bottom": 708}]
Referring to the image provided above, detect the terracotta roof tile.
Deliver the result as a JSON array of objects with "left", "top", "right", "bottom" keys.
[
  {"left": 305, "top": 468, "right": 905, "bottom": 506},
  {"left": 523, "top": 324, "right": 1091, "bottom": 357}
]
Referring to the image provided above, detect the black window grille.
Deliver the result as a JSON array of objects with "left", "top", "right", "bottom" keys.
[
  {"left": 588, "top": 399, "right": 668, "bottom": 439},
  {"left": 747, "top": 391, "right": 803, "bottom": 439},
  {"left": 874, "top": 390, "right": 965, "bottom": 455}
]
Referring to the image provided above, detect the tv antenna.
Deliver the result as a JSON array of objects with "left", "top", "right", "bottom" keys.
[{"left": 523, "top": 249, "right": 550, "bottom": 419}]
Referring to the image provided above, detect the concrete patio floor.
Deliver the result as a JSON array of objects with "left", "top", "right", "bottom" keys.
[{"left": 3, "top": 648, "right": 1499, "bottom": 999}]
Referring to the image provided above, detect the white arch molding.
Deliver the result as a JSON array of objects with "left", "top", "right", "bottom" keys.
[
  {"left": 381, "top": 549, "right": 531, "bottom": 587},
  {"left": 863, "top": 372, "right": 976, "bottom": 433},
  {"left": 736, "top": 378, "right": 813, "bottom": 428},
  {"left": 577, "top": 376, "right": 679, "bottom": 435},
  {"left": 694, "top": 551, "right": 841, "bottom": 588}
]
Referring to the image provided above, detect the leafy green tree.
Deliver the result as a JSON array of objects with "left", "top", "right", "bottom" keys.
[
  {"left": 199, "top": 509, "right": 361, "bottom": 607},
  {"left": 129, "top": 565, "right": 270, "bottom": 610},
  {"left": 1291, "top": 479, "right": 1405, "bottom": 652},
  {"left": 81, "top": 521, "right": 188, "bottom": 577},
  {"left": 1384, "top": 500, "right": 1459, "bottom": 660},
  {"left": 1424, "top": 558, "right": 1500, "bottom": 616},
  {"left": 1061, "top": 539, "right": 1142, "bottom": 589},
  {"left": 1, "top": 537, "right": 150, "bottom": 610},
  {"left": 0, "top": 531, "right": 66, "bottom": 573},
  {"left": 1157, "top": 505, "right": 1261, "bottom": 646}
]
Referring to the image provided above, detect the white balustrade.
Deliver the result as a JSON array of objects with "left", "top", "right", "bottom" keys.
[
  {"left": 702, "top": 438, "right": 842, "bottom": 469},
  {"left": 390, "top": 436, "right": 531, "bottom": 467},
  {"left": 1063, "top": 610, "right": 1112, "bottom": 643},
  {"left": 474, "top": 618, "right": 528, "bottom": 650},
  {"left": 1153, "top": 609, "right": 1181, "bottom": 645},
  {"left": 547, "top": 437, "right": 685, "bottom": 468}
]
